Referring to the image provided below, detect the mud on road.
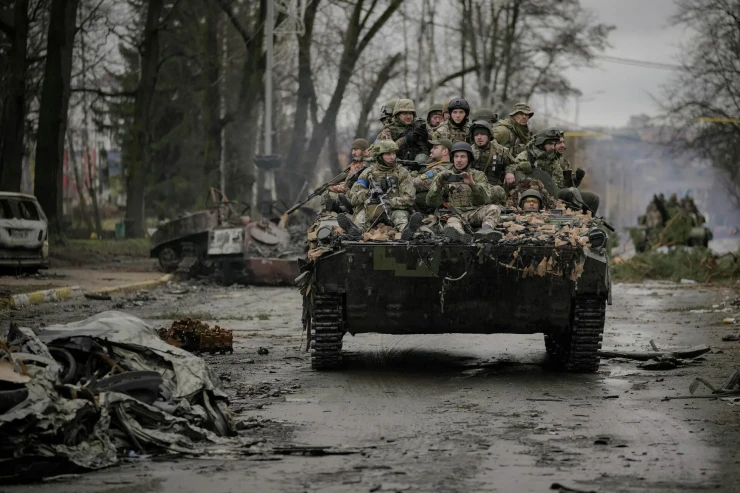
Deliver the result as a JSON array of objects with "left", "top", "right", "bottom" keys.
[{"left": 3, "top": 281, "right": 739, "bottom": 493}]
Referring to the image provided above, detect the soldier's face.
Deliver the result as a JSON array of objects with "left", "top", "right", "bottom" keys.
[
  {"left": 513, "top": 113, "right": 530, "bottom": 126},
  {"left": 453, "top": 152, "right": 469, "bottom": 170},
  {"left": 351, "top": 148, "right": 363, "bottom": 160},
  {"left": 430, "top": 144, "right": 443, "bottom": 161},
  {"left": 522, "top": 198, "right": 541, "bottom": 211},
  {"left": 429, "top": 113, "right": 443, "bottom": 127},
  {"left": 544, "top": 142, "right": 557, "bottom": 153},
  {"left": 398, "top": 112, "right": 414, "bottom": 124},
  {"left": 556, "top": 139, "right": 566, "bottom": 154},
  {"left": 382, "top": 151, "right": 396, "bottom": 164},
  {"left": 451, "top": 109, "right": 466, "bottom": 124},
  {"left": 473, "top": 132, "right": 489, "bottom": 147}
]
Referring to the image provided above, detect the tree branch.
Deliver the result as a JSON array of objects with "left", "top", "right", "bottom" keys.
[
  {"left": 71, "top": 87, "right": 136, "bottom": 98},
  {"left": 357, "top": 0, "right": 403, "bottom": 55},
  {"left": 215, "top": 0, "right": 252, "bottom": 45}
]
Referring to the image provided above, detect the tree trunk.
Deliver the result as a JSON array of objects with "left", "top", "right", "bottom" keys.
[
  {"left": 65, "top": 131, "right": 93, "bottom": 233},
  {"left": 125, "top": 0, "right": 164, "bottom": 238},
  {"left": 34, "top": 0, "right": 79, "bottom": 241},
  {"left": 203, "top": 2, "right": 221, "bottom": 187},
  {"left": 355, "top": 53, "right": 402, "bottom": 140},
  {"left": 85, "top": 146, "right": 103, "bottom": 236},
  {"left": 0, "top": 0, "right": 28, "bottom": 192}
]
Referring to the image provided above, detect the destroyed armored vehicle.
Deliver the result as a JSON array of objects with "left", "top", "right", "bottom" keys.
[
  {"left": 298, "top": 207, "right": 611, "bottom": 373},
  {"left": 630, "top": 194, "right": 712, "bottom": 252}
]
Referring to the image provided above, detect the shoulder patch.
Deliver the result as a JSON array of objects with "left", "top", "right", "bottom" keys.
[{"left": 425, "top": 170, "right": 435, "bottom": 178}]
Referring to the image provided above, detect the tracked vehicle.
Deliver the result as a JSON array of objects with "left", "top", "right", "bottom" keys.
[{"left": 298, "top": 210, "right": 611, "bottom": 373}]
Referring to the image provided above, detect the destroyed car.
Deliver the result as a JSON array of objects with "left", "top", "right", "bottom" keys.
[
  {"left": 298, "top": 206, "right": 611, "bottom": 373},
  {"left": 0, "top": 192, "right": 49, "bottom": 272}
]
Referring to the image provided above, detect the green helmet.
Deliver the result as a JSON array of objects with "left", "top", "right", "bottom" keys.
[
  {"left": 427, "top": 103, "right": 444, "bottom": 122},
  {"left": 393, "top": 99, "right": 416, "bottom": 116},
  {"left": 380, "top": 99, "right": 398, "bottom": 122},
  {"left": 519, "top": 189, "right": 543, "bottom": 208},
  {"left": 471, "top": 108, "right": 498, "bottom": 123},
  {"left": 470, "top": 120, "right": 493, "bottom": 139},
  {"left": 374, "top": 140, "right": 400, "bottom": 156},
  {"left": 533, "top": 127, "right": 563, "bottom": 147}
]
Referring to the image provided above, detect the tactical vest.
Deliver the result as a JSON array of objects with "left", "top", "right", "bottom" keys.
[
  {"left": 444, "top": 182, "right": 476, "bottom": 210},
  {"left": 388, "top": 119, "right": 429, "bottom": 161},
  {"left": 473, "top": 144, "right": 505, "bottom": 185},
  {"left": 435, "top": 120, "right": 471, "bottom": 143}
]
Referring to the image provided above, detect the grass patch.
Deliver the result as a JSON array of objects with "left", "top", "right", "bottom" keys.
[
  {"left": 64, "top": 238, "right": 151, "bottom": 257},
  {"left": 611, "top": 248, "right": 739, "bottom": 283}
]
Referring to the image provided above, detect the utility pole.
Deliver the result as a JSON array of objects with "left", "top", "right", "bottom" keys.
[{"left": 219, "top": 12, "right": 227, "bottom": 196}]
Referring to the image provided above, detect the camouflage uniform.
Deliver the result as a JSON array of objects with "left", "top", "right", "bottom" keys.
[
  {"left": 433, "top": 119, "right": 471, "bottom": 144},
  {"left": 375, "top": 99, "right": 429, "bottom": 161},
  {"left": 469, "top": 120, "right": 514, "bottom": 186},
  {"left": 426, "top": 103, "right": 444, "bottom": 138},
  {"left": 347, "top": 141, "right": 416, "bottom": 231},
  {"left": 510, "top": 146, "right": 564, "bottom": 188},
  {"left": 322, "top": 139, "right": 369, "bottom": 210},
  {"left": 426, "top": 165, "right": 506, "bottom": 235},
  {"left": 555, "top": 152, "right": 600, "bottom": 213},
  {"left": 493, "top": 103, "right": 534, "bottom": 156}
]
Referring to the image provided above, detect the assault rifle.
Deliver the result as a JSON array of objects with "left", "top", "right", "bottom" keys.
[
  {"left": 286, "top": 165, "right": 366, "bottom": 215},
  {"left": 368, "top": 177, "right": 395, "bottom": 227}
]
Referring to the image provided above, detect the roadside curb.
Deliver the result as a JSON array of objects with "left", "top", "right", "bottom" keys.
[{"left": 2, "top": 274, "right": 171, "bottom": 309}]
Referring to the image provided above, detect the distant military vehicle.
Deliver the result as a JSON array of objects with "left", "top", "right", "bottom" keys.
[
  {"left": 297, "top": 205, "right": 611, "bottom": 373},
  {"left": 630, "top": 194, "right": 712, "bottom": 252}
]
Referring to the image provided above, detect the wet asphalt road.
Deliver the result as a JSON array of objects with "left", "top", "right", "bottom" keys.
[{"left": 2, "top": 281, "right": 739, "bottom": 493}]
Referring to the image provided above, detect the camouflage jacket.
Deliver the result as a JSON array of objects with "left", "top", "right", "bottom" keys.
[
  {"left": 426, "top": 168, "right": 506, "bottom": 211},
  {"left": 493, "top": 118, "right": 530, "bottom": 156},
  {"left": 328, "top": 160, "right": 366, "bottom": 194},
  {"left": 433, "top": 119, "right": 471, "bottom": 144},
  {"left": 510, "top": 147, "right": 564, "bottom": 189},
  {"left": 413, "top": 160, "right": 452, "bottom": 192},
  {"left": 376, "top": 117, "right": 429, "bottom": 161},
  {"left": 472, "top": 142, "right": 515, "bottom": 186},
  {"left": 347, "top": 161, "right": 416, "bottom": 211}
]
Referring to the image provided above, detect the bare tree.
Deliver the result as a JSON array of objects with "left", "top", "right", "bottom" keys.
[{"left": 661, "top": 0, "right": 740, "bottom": 207}]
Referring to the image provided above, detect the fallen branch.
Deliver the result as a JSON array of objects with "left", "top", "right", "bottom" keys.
[{"left": 598, "top": 344, "right": 711, "bottom": 362}]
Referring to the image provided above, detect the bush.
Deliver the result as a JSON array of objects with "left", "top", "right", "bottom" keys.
[{"left": 611, "top": 248, "right": 739, "bottom": 283}]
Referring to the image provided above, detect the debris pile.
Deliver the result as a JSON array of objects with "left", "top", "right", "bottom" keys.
[
  {"left": 0, "top": 311, "right": 236, "bottom": 483},
  {"left": 598, "top": 340, "right": 711, "bottom": 370},
  {"left": 158, "top": 318, "right": 234, "bottom": 354}
]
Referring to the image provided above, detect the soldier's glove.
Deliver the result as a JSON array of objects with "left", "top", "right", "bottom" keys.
[
  {"left": 405, "top": 130, "right": 418, "bottom": 146},
  {"left": 574, "top": 168, "right": 586, "bottom": 186},
  {"left": 517, "top": 160, "right": 532, "bottom": 174}
]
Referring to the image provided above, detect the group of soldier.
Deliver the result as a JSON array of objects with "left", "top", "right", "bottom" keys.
[{"left": 322, "top": 97, "right": 601, "bottom": 243}]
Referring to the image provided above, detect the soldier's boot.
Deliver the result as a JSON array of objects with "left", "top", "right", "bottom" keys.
[
  {"left": 442, "top": 225, "right": 472, "bottom": 244},
  {"left": 337, "top": 213, "right": 363, "bottom": 240},
  {"left": 337, "top": 194, "right": 354, "bottom": 214},
  {"left": 401, "top": 212, "right": 424, "bottom": 241},
  {"left": 474, "top": 224, "right": 503, "bottom": 242}
]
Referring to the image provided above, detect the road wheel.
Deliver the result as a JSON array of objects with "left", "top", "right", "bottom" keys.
[
  {"left": 158, "top": 246, "right": 181, "bottom": 273},
  {"left": 554, "top": 296, "right": 605, "bottom": 373},
  {"left": 310, "top": 293, "right": 344, "bottom": 370}
]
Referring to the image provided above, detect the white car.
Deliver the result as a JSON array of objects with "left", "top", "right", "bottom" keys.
[{"left": 0, "top": 192, "right": 49, "bottom": 271}]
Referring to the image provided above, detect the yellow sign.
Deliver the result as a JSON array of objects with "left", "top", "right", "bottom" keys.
[
  {"left": 564, "top": 132, "right": 605, "bottom": 138},
  {"left": 697, "top": 117, "right": 740, "bottom": 123}
]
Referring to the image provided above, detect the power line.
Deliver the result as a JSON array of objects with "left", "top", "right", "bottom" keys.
[{"left": 592, "top": 55, "right": 684, "bottom": 72}]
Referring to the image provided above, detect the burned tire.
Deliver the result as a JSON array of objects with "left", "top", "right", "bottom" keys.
[
  {"left": 310, "top": 294, "right": 344, "bottom": 370},
  {"left": 158, "top": 246, "right": 182, "bottom": 273},
  {"left": 554, "top": 296, "right": 605, "bottom": 372}
]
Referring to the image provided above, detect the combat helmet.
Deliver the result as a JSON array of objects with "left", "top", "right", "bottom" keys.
[
  {"left": 519, "top": 189, "right": 543, "bottom": 208},
  {"left": 447, "top": 97, "right": 470, "bottom": 118},
  {"left": 533, "top": 127, "right": 563, "bottom": 148},
  {"left": 393, "top": 99, "right": 416, "bottom": 116},
  {"left": 472, "top": 108, "right": 498, "bottom": 123},
  {"left": 374, "top": 140, "right": 399, "bottom": 156},
  {"left": 450, "top": 141, "right": 474, "bottom": 167},
  {"left": 470, "top": 120, "right": 493, "bottom": 139},
  {"left": 427, "top": 103, "right": 444, "bottom": 122},
  {"left": 380, "top": 99, "right": 398, "bottom": 122}
]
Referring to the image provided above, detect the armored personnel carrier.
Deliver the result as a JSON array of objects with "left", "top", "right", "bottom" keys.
[
  {"left": 297, "top": 206, "right": 611, "bottom": 373},
  {"left": 630, "top": 194, "right": 712, "bottom": 253}
]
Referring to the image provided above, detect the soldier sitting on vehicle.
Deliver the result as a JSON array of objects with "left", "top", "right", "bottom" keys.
[
  {"left": 433, "top": 98, "right": 472, "bottom": 144},
  {"left": 507, "top": 178, "right": 557, "bottom": 210},
  {"left": 426, "top": 103, "right": 444, "bottom": 137},
  {"left": 379, "top": 98, "right": 398, "bottom": 127},
  {"left": 470, "top": 120, "right": 514, "bottom": 187},
  {"left": 375, "top": 99, "right": 430, "bottom": 162},
  {"left": 426, "top": 142, "right": 506, "bottom": 243},
  {"left": 507, "top": 128, "right": 564, "bottom": 188},
  {"left": 470, "top": 108, "right": 499, "bottom": 128},
  {"left": 412, "top": 138, "right": 453, "bottom": 213},
  {"left": 323, "top": 138, "right": 370, "bottom": 214},
  {"left": 519, "top": 189, "right": 544, "bottom": 212},
  {"left": 554, "top": 132, "right": 600, "bottom": 213},
  {"left": 494, "top": 102, "right": 534, "bottom": 162},
  {"left": 340, "top": 140, "right": 423, "bottom": 241}
]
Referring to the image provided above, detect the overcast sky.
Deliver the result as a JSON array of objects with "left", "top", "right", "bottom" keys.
[{"left": 558, "top": 0, "right": 687, "bottom": 128}]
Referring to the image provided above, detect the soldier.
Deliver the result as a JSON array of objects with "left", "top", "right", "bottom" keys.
[
  {"left": 494, "top": 102, "right": 533, "bottom": 157},
  {"left": 341, "top": 140, "right": 422, "bottom": 241},
  {"left": 323, "top": 138, "right": 370, "bottom": 213},
  {"left": 471, "top": 108, "right": 499, "bottom": 127},
  {"left": 375, "top": 99, "right": 430, "bottom": 161},
  {"left": 554, "top": 133, "right": 600, "bottom": 213},
  {"left": 442, "top": 101, "right": 450, "bottom": 121},
  {"left": 519, "top": 189, "right": 543, "bottom": 212},
  {"left": 379, "top": 98, "right": 398, "bottom": 126},
  {"left": 470, "top": 120, "right": 514, "bottom": 186},
  {"left": 506, "top": 128, "right": 563, "bottom": 187},
  {"left": 426, "top": 142, "right": 506, "bottom": 242},
  {"left": 413, "top": 138, "right": 453, "bottom": 212},
  {"left": 426, "top": 103, "right": 444, "bottom": 136},
  {"left": 433, "top": 98, "right": 472, "bottom": 144}
]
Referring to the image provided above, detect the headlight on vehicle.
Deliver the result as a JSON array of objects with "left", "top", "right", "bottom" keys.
[{"left": 587, "top": 228, "right": 607, "bottom": 249}]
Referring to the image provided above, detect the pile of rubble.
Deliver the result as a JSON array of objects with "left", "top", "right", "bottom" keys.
[
  {"left": 0, "top": 311, "right": 236, "bottom": 483},
  {"left": 158, "top": 318, "right": 234, "bottom": 354}
]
